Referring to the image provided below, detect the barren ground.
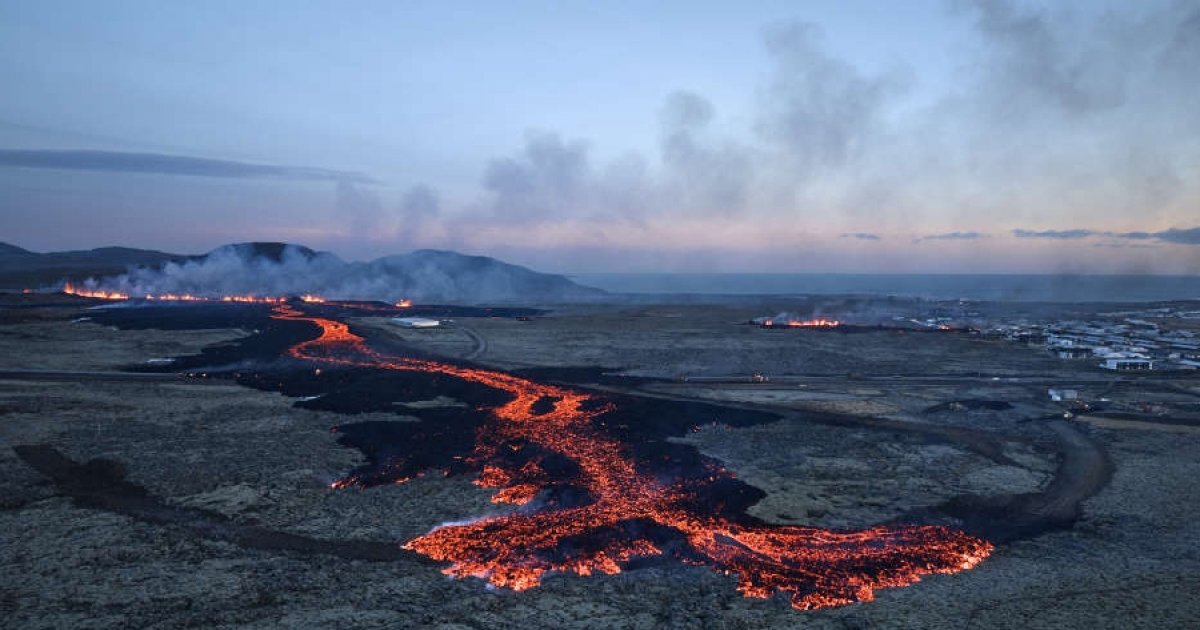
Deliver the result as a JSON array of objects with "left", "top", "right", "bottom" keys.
[{"left": 2, "top": 299, "right": 1198, "bottom": 628}]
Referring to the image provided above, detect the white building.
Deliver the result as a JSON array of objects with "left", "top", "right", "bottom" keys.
[
  {"left": 1047, "top": 335, "right": 1077, "bottom": 348},
  {"left": 1056, "top": 347, "right": 1093, "bottom": 359},
  {"left": 1048, "top": 388, "right": 1079, "bottom": 401},
  {"left": 1100, "top": 353, "right": 1154, "bottom": 371},
  {"left": 392, "top": 316, "right": 441, "bottom": 328}
]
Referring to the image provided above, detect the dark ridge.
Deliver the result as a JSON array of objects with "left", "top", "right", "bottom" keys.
[
  {"left": 73, "top": 246, "right": 179, "bottom": 260},
  {"left": 365, "top": 249, "right": 607, "bottom": 303},
  {"left": 13, "top": 444, "right": 404, "bottom": 561},
  {"left": 0, "top": 243, "right": 186, "bottom": 288},
  {"left": 0, "top": 242, "right": 34, "bottom": 257},
  {"left": 207, "top": 242, "right": 320, "bottom": 263},
  {"left": 23, "top": 245, "right": 181, "bottom": 265}
]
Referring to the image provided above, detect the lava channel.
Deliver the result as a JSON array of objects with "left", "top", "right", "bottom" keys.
[{"left": 272, "top": 304, "right": 992, "bottom": 610}]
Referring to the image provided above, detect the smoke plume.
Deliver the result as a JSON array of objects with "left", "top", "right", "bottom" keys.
[{"left": 78, "top": 243, "right": 602, "bottom": 304}]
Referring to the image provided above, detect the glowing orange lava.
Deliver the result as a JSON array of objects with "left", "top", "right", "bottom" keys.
[
  {"left": 761, "top": 318, "right": 841, "bottom": 328},
  {"left": 272, "top": 304, "right": 991, "bottom": 609},
  {"left": 61, "top": 284, "right": 423, "bottom": 314},
  {"left": 786, "top": 318, "right": 841, "bottom": 327},
  {"left": 145, "top": 293, "right": 206, "bottom": 302},
  {"left": 62, "top": 283, "right": 310, "bottom": 304},
  {"left": 63, "top": 282, "right": 130, "bottom": 300},
  {"left": 219, "top": 295, "right": 288, "bottom": 304}
]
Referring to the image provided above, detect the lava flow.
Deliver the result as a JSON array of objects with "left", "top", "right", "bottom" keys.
[
  {"left": 62, "top": 282, "right": 293, "bottom": 304},
  {"left": 62, "top": 282, "right": 130, "bottom": 300},
  {"left": 60, "top": 283, "right": 418, "bottom": 311},
  {"left": 762, "top": 317, "right": 842, "bottom": 328},
  {"left": 272, "top": 304, "right": 991, "bottom": 610}
]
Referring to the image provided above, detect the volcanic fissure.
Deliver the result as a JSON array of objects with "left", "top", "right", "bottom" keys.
[{"left": 262, "top": 302, "right": 992, "bottom": 610}]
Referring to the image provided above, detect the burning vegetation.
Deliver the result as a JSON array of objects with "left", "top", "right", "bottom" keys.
[{"left": 266, "top": 303, "right": 991, "bottom": 610}]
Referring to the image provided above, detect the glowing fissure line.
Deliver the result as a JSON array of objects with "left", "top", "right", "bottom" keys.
[
  {"left": 271, "top": 305, "right": 992, "bottom": 610},
  {"left": 62, "top": 283, "right": 412, "bottom": 307}
]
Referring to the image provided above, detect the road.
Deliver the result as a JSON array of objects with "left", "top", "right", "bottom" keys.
[{"left": 456, "top": 324, "right": 488, "bottom": 360}]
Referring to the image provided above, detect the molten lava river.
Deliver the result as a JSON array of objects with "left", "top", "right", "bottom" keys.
[{"left": 270, "top": 304, "right": 991, "bottom": 610}]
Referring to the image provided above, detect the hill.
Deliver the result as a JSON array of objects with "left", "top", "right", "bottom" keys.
[
  {"left": 363, "top": 249, "right": 603, "bottom": 303},
  {"left": 0, "top": 242, "right": 185, "bottom": 288},
  {"left": 0, "top": 242, "right": 34, "bottom": 258},
  {"left": 0, "top": 241, "right": 604, "bottom": 304}
]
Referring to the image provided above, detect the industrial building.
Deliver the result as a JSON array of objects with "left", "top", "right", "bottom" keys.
[
  {"left": 392, "top": 316, "right": 441, "bottom": 328},
  {"left": 1100, "top": 353, "right": 1154, "bottom": 371},
  {"left": 1048, "top": 388, "right": 1079, "bottom": 401}
]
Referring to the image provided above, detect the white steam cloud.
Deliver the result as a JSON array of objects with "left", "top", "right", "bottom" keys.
[{"left": 77, "top": 244, "right": 602, "bottom": 304}]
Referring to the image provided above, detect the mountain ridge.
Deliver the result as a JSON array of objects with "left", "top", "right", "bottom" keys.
[{"left": 0, "top": 241, "right": 604, "bottom": 304}]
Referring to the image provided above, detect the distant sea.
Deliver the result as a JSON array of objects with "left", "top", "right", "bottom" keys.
[{"left": 570, "top": 273, "right": 1200, "bottom": 303}]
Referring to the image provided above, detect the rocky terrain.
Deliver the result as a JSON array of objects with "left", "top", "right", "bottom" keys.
[{"left": 1, "top": 296, "right": 1198, "bottom": 628}]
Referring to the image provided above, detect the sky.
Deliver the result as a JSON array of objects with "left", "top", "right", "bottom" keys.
[{"left": 1, "top": 0, "right": 1198, "bottom": 274}]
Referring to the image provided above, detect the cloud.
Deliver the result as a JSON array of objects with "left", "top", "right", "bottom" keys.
[
  {"left": 471, "top": 19, "right": 905, "bottom": 227},
  {"left": 359, "top": 3, "right": 1199, "bottom": 273},
  {"left": 957, "top": 0, "right": 1125, "bottom": 116},
  {"left": 1012, "top": 229, "right": 1098, "bottom": 239},
  {"left": 0, "top": 149, "right": 374, "bottom": 183},
  {"left": 755, "top": 21, "right": 904, "bottom": 174},
  {"left": 335, "top": 180, "right": 384, "bottom": 240},
  {"left": 1092, "top": 242, "right": 1159, "bottom": 249},
  {"left": 11, "top": 3, "right": 1197, "bottom": 274},
  {"left": 482, "top": 132, "right": 594, "bottom": 220},
  {"left": 935, "top": 0, "right": 1200, "bottom": 226},
  {"left": 1011, "top": 226, "right": 1200, "bottom": 245},
  {"left": 1115, "top": 226, "right": 1200, "bottom": 245},
  {"left": 915, "top": 231, "right": 988, "bottom": 243},
  {"left": 396, "top": 184, "right": 443, "bottom": 243},
  {"left": 659, "top": 91, "right": 753, "bottom": 213},
  {"left": 479, "top": 112, "right": 748, "bottom": 225}
]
